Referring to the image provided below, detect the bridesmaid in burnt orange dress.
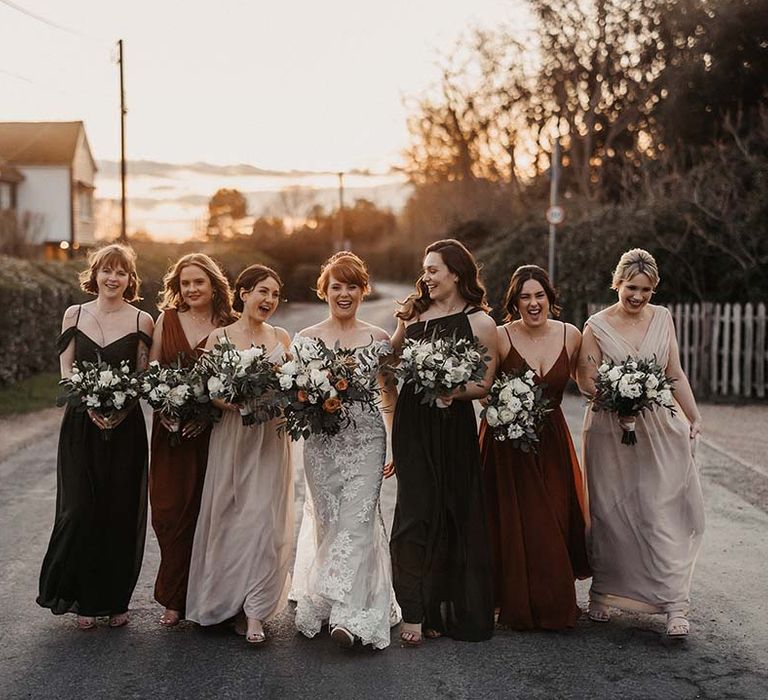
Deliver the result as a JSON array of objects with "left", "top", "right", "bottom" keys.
[
  {"left": 480, "top": 265, "right": 590, "bottom": 630},
  {"left": 148, "top": 254, "right": 234, "bottom": 626}
]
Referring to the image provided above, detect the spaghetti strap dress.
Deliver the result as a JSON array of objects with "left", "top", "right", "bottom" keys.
[
  {"left": 149, "top": 308, "right": 210, "bottom": 613},
  {"left": 38, "top": 307, "right": 151, "bottom": 617},
  {"left": 390, "top": 306, "right": 494, "bottom": 641},
  {"left": 480, "top": 322, "right": 590, "bottom": 629}
]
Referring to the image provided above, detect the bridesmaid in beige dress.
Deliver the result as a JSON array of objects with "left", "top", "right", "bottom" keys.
[
  {"left": 577, "top": 249, "right": 705, "bottom": 638},
  {"left": 186, "top": 265, "right": 293, "bottom": 645}
]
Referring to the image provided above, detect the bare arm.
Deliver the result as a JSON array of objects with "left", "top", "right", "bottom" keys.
[
  {"left": 390, "top": 317, "right": 407, "bottom": 353},
  {"left": 148, "top": 312, "right": 165, "bottom": 364},
  {"left": 576, "top": 324, "right": 601, "bottom": 397},
  {"left": 59, "top": 305, "right": 80, "bottom": 379},
  {"left": 136, "top": 311, "right": 154, "bottom": 372},
  {"left": 664, "top": 314, "right": 702, "bottom": 438},
  {"left": 565, "top": 323, "right": 583, "bottom": 381},
  {"left": 446, "top": 313, "right": 498, "bottom": 402}
]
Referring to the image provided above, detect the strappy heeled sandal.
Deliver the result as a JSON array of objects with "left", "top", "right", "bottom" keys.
[
  {"left": 246, "top": 619, "right": 266, "bottom": 645},
  {"left": 400, "top": 623, "right": 422, "bottom": 647},
  {"left": 108, "top": 612, "right": 129, "bottom": 628},
  {"left": 588, "top": 602, "right": 611, "bottom": 623},
  {"left": 330, "top": 625, "right": 355, "bottom": 648},
  {"left": 77, "top": 615, "right": 95, "bottom": 631},
  {"left": 666, "top": 614, "right": 690, "bottom": 638},
  {"left": 424, "top": 628, "right": 443, "bottom": 639},
  {"left": 159, "top": 609, "right": 181, "bottom": 627}
]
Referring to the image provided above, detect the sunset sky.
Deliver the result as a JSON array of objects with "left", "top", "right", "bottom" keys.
[{"left": 2, "top": 0, "right": 530, "bottom": 172}]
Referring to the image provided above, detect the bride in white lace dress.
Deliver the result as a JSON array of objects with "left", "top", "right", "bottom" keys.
[{"left": 291, "top": 252, "right": 401, "bottom": 649}]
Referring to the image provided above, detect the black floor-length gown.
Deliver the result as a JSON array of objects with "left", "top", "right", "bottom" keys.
[
  {"left": 38, "top": 308, "right": 150, "bottom": 617},
  {"left": 390, "top": 306, "right": 494, "bottom": 641}
]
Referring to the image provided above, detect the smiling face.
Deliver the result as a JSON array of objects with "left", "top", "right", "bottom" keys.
[
  {"left": 326, "top": 273, "right": 362, "bottom": 321},
  {"left": 179, "top": 264, "right": 213, "bottom": 311},
  {"left": 421, "top": 251, "right": 458, "bottom": 302},
  {"left": 617, "top": 272, "right": 655, "bottom": 315},
  {"left": 96, "top": 262, "right": 130, "bottom": 300},
  {"left": 517, "top": 279, "right": 550, "bottom": 328},
  {"left": 241, "top": 275, "right": 281, "bottom": 322}
]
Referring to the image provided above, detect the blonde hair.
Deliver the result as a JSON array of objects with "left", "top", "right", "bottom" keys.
[
  {"left": 316, "top": 252, "right": 371, "bottom": 300},
  {"left": 611, "top": 248, "right": 660, "bottom": 290},
  {"left": 158, "top": 253, "right": 235, "bottom": 327},
  {"left": 79, "top": 243, "right": 141, "bottom": 301}
]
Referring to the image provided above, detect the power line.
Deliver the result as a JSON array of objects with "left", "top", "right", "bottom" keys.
[{"left": 0, "top": 0, "right": 111, "bottom": 46}]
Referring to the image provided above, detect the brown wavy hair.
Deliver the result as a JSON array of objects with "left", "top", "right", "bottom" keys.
[
  {"left": 79, "top": 243, "right": 141, "bottom": 302},
  {"left": 158, "top": 253, "right": 235, "bottom": 327},
  {"left": 232, "top": 264, "right": 283, "bottom": 313},
  {"left": 396, "top": 238, "right": 489, "bottom": 321},
  {"left": 503, "top": 264, "right": 561, "bottom": 322},
  {"left": 316, "top": 251, "right": 371, "bottom": 300}
]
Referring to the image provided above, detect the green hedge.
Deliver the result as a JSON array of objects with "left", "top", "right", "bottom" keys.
[{"left": 0, "top": 256, "right": 87, "bottom": 387}]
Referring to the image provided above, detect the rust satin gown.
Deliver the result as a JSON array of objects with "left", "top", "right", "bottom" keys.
[
  {"left": 480, "top": 324, "right": 590, "bottom": 630},
  {"left": 149, "top": 309, "right": 210, "bottom": 613}
]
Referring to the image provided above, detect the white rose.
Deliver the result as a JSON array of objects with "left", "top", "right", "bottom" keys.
[
  {"left": 607, "top": 366, "right": 623, "bottom": 383},
  {"left": 486, "top": 406, "right": 500, "bottom": 426},
  {"left": 86, "top": 395, "right": 100, "bottom": 408},
  {"left": 99, "top": 370, "right": 114, "bottom": 386},
  {"left": 659, "top": 389, "right": 673, "bottom": 405},
  {"left": 112, "top": 391, "right": 127, "bottom": 409},
  {"left": 207, "top": 376, "right": 225, "bottom": 396},
  {"left": 506, "top": 396, "right": 523, "bottom": 413},
  {"left": 508, "top": 424, "right": 524, "bottom": 439},
  {"left": 645, "top": 374, "right": 659, "bottom": 390},
  {"left": 279, "top": 374, "right": 294, "bottom": 390},
  {"left": 280, "top": 360, "right": 298, "bottom": 376},
  {"left": 296, "top": 373, "right": 309, "bottom": 387},
  {"left": 169, "top": 385, "right": 189, "bottom": 407},
  {"left": 499, "top": 407, "right": 514, "bottom": 424},
  {"left": 70, "top": 373, "right": 82, "bottom": 384}
]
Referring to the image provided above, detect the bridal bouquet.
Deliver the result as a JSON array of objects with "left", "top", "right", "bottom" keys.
[
  {"left": 481, "top": 367, "right": 552, "bottom": 452},
  {"left": 397, "top": 331, "right": 488, "bottom": 407},
  {"left": 590, "top": 356, "right": 676, "bottom": 445},
  {"left": 140, "top": 359, "right": 217, "bottom": 443},
  {"left": 276, "top": 336, "right": 383, "bottom": 441},
  {"left": 197, "top": 335, "right": 283, "bottom": 426},
  {"left": 58, "top": 357, "right": 141, "bottom": 440}
]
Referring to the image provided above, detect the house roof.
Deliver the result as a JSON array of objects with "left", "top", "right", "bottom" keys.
[{"left": 0, "top": 121, "right": 93, "bottom": 167}]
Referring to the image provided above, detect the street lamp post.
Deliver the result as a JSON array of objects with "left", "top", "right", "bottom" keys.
[{"left": 547, "top": 137, "right": 562, "bottom": 283}]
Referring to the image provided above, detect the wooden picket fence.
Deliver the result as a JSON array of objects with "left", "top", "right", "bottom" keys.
[{"left": 586, "top": 302, "right": 767, "bottom": 399}]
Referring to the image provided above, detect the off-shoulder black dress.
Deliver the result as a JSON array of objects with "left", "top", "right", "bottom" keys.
[{"left": 37, "top": 307, "right": 151, "bottom": 617}]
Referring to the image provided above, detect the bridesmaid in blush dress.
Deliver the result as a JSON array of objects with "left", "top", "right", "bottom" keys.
[
  {"left": 186, "top": 264, "right": 293, "bottom": 645},
  {"left": 148, "top": 254, "right": 235, "bottom": 627},
  {"left": 38, "top": 244, "right": 154, "bottom": 630},
  {"left": 480, "top": 265, "right": 590, "bottom": 630},
  {"left": 577, "top": 249, "right": 705, "bottom": 638}
]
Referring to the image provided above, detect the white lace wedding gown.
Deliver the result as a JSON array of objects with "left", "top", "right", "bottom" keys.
[{"left": 291, "top": 342, "right": 401, "bottom": 649}]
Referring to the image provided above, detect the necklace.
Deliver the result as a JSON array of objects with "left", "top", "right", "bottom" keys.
[{"left": 186, "top": 308, "right": 212, "bottom": 328}]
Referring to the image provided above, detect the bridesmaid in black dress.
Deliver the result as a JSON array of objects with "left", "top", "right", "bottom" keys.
[
  {"left": 390, "top": 239, "right": 498, "bottom": 645},
  {"left": 37, "top": 244, "right": 154, "bottom": 630}
]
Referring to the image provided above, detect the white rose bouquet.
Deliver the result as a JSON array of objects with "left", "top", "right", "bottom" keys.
[
  {"left": 396, "top": 331, "right": 488, "bottom": 407},
  {"left": 590, "top": 355, "right": 676, "bottom": 445},
  {"left": 139, "top": 358, "right": 218, "bottom": 444},
  {"left": 481, "top": 367, "right": 552, "bottom": 451},
  {"left": 197, "top": 335, "right": 283, "bottom": 426},
  {"left": 276, "top": 336, "right": 385, "bottom": 441},
  {"left": 57, "top": 357, "right": 141, "bottom": 441}
]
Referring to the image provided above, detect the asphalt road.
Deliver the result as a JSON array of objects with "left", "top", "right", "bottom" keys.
[{"left": 1, "top": 282, "right": 767, "bottom": 699}]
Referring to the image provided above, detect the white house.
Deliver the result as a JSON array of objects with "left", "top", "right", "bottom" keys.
[{"left": 0, "top": 121, "right": 97, "bottom": 255}]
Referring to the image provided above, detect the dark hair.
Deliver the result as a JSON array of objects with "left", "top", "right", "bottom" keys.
[
  {"left": 503, "top": 265, "right": 561, "bottom": 321},
  {"left": 79, "top": 243, "right": 141, "bottom": 302},
  {"left": 316, "top": 251, "right": 371, "bottom": 299},
  {"left": 232, "top": 264, "right": 282, "bottom": 313},
  {"left": 158, "top": 253, "right": 235, "bottom": 327},
  {"left": 396, "top": 238, "right": 489, "bottom": 321}
]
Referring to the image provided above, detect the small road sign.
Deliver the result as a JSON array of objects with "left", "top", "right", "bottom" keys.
[{"left": 546, "top": 205, "right": 565, "bottom": 225}]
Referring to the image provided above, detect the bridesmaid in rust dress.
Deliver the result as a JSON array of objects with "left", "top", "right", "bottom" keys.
[
  {"left": 480, "top": 265, "right": 590, "bottom": 630},
  {"left": 149, "top": 254, "right": 234, "bottom": 626}
]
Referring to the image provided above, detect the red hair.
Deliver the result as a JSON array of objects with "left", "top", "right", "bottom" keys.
[{"left": 316, "top": 252, "right": 371, "bottom": 300}]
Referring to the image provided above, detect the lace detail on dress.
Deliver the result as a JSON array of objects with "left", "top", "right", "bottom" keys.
[{"left": 293, "top": 342, "right": 401, "bottom": 648}]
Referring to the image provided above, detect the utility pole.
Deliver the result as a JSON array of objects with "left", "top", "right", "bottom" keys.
[
  {"left": 118, "top": 39, "right": 127, "bottom": 243},
  {"left": 336, "top": 171, "right": 345, "bottom": 251},
  {"left": 547, "top": 137, "right": 563, "bottom": 283}
]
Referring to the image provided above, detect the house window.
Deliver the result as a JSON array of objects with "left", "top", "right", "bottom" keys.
[
  {"left": 0, "top": 182, "right": 14, "bottom": 210},
  {"left": 77, "top": 185, "right": 93, "bottom": 219}
]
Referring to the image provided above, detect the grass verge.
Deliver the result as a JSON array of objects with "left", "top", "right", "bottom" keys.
[{"left": 0, "top": 372, "right": 60, "bottom": 417}]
